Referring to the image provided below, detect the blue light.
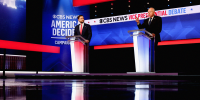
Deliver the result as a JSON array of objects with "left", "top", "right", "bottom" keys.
[
  {"left": 129, "top": 10, "right": 130, "bottom": 12},
  {"left": 95, "top": 15, "right": 97, "bottom": 16},
  {"left": 190, "top": 2, "right": 192, "bottom": 3},
  {"left": 111, "top": 13, "right": 113, "bottom": 14},
  {"left": 1, "top": 0, "right": 17, "bottom": 9},
  {"left": 168, "top": 5, "right": 170, "bottom": 6}
]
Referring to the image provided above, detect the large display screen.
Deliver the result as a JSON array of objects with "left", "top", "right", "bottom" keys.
[
  {"left": 88, "top": 5, "right": 200, "bottom": 46},
  {"left": 42, "top": 0, "right": 90, "bottom": 71},
  {"left": 0, "top": 0, "right": 26, "bottom": 43},
  {"left": 0, "top": 0, "right": 26, "bottom": 55}
]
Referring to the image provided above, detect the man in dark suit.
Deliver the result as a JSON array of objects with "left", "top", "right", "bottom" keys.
[
  {"left": 136, "top": 7, "right": 162, "bottom": 47},
  {"left": 74, "top": 15, "right": 92, "bottom": 72},
  {"left": 74, "top": 15, "right": 92, "bottom": 43},
  {"left": 135, "top": 7, "right": 162, "bottom": 71}
]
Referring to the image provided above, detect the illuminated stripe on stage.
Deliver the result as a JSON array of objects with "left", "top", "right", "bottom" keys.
[
  {"left": 73, "top": 0, "right": 114, "bottom": 7},
  {"left": 0, "top": 40, "right": 60, "bottom": 53},
  {"left": 0, "top": 54, "right": 26, "bottom": 57},
  {"left": 158, "top": 38, "right": 200, "bottom": 46},
  {"left": 94, "top": 43, "right": 134, "bottom": 50},
  {"left": 94, "top": 38, "right": 200, "bottom": 50}
]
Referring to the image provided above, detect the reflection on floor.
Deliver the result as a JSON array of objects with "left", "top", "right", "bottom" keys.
[{"left": 0, "top": 79, "right": 200, "bottom": 100}]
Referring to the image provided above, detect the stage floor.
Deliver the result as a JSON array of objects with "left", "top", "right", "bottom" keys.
[
  {"left": 0, "top": 79, "right": 200, "bottom": 100},
  {"left": 0, "top": 71, "right": 178, "bottom": 78},
  {"left": 2, "top": 71, "right": 200, "bottom": 80}
]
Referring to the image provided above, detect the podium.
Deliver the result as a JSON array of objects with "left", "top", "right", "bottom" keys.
[
  {"left": 128, "top": 29, "right": 155, "bottom": 72},
  {"left": 66, "top": 35, "right": 89, "bottom": 73}
]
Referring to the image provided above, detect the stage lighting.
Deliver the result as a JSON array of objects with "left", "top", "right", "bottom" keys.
[
  {"left": 111, "top": 8, "right": 113, "bottom": 10},
  {"left": 168, "top": 5, "right": 170, "bottom": 6},
  {"left": 0, "top": 0, "right": 26, "bottom": 9},
  {"left": 1, "top": 0, "right": 17, "bottom": 9},
  {"left": 147, "top": 2, "right": 149, "bottom": 4},
  {"left": 190, "top": 2, "right": 192, "bottom": 3}
]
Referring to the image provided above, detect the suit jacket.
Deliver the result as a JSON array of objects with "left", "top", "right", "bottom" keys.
[
  {"left": 137, "top": 16, "right": 162, "bottom": 43},
  {"left": 74, "top": 23, "right": 92, "bottom": 41}
]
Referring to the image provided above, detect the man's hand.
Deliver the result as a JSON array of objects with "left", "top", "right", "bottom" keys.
[
  {"left": 151, "top": 33, "right": 155, "bottom": 37},
  {"left": 85, "top": 40, "right": 89, "bottom": 43},
  {"left": 136, "top": 17, "right": 140, "bottom": 24}
]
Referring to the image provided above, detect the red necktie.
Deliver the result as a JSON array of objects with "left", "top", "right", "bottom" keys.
[{"left": 80, "top": 24, "right": 82, "bottom": 35}]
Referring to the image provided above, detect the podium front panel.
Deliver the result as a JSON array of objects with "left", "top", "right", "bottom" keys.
[
  {"left": 128, "top": 30, "right": 155, "bottom": 73},
  {"left": 70, "top": 41, "right": 84, "bottom": 72}
]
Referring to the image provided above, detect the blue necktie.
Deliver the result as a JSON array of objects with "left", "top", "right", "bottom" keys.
[{"left": 149, "top": 18, "right": 152, "bottom": 25}]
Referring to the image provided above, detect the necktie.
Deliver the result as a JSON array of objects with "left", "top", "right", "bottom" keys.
[
  {"left": 80, "top": 24, "right": 82, "bottom": 35},
  {"left": 149, "top": 18, "right": 152, "bottom": 25}
]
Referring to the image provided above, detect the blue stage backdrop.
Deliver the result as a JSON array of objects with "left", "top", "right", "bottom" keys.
[
  {"left": 89, "top": 8, "right": 200, "bottom": 46},
  {"left": 0, "top": 0, "right": 26, "bottom": 54},
  {"left": 42, "top": 0, "right": 90, "bottom": 71}
]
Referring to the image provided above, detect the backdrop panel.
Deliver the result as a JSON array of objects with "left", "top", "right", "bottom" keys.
[{"left": 42, "top": 0, "right": 90, "bottom": 71}]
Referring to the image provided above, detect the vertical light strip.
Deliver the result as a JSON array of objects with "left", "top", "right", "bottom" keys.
[
  {"left": 135, "top": 84, "right": 149, "bottom": 100},
  {"left": 143, "top": 36, "right": 150, "bottom": 72},
  {"left": 133, "top": 32, "right": 140, "bottom": 72},
  {"left": 71, "top": 82, "right": 84, "bottom": 100},
  {"left": 133, "top": 32, "right": 150, "bottom": 72},
  {"left": 70, "top": 41, "right": 76, "bottom": 72}
]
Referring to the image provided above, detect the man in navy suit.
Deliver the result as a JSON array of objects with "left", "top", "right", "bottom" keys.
[
  {"left": 135, "top": 7, "right": 162, "bottom": 71},
  {"left": 74, "top": 15, "right": 92, "bottom": 72},
  {"left": 136, "top": 7, "right": 162, "bottom": 47},
  {"left": 74, "top": 15, "right": 92, "bottom": 43}
]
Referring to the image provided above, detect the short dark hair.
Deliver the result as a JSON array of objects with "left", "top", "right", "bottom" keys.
[{"left": 77, "top": 15, "right": 83, "bottom": 19}]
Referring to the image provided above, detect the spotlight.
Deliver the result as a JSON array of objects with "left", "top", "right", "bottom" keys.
[
  {"left": 168, "top": 0, "right": 170, "bottom": 1},
  {"left": 147, "top": 2, "right": 149, "bottom": 4},
  {"left": 95, "top": 10, "right": 97, "bottom": 12},
  {"left": 168, "top": 5, "right": 170, "bottom": 6},
  {"left": 95, "top": 6, "right": 97, "bottom": 8},
  {"left": 0, "top": 0, "right": 20, "bottom": 9},
  {"left": 190, "top": 2, "right": 192, "bottom": 3},
  {"left": 111, "top": 3, "right": 113, "bottom": 5},
  {"left": 128, "top": 5, "right": 130, "bottom": 7},
  {"left": 111, "top": 8, "right": 113, "bottom": 10},
  {"left": 111, "top": 13, "right": 113, "bottom": 14}
]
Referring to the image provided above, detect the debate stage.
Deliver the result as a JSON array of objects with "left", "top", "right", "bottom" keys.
[{"left": 2, "top": 71, "right": 193, "bottom": 79}]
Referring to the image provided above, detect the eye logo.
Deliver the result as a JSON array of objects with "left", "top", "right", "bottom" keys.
[{"left": 53, "top": 14, "right": 57, "bottom": 19}]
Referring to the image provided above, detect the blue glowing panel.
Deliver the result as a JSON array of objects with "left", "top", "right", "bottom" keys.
[
  {"left": 42, "top": 0, "right": 90, "bottom": 71},
  {"left": 0, "top": 0, "right": 26, "bottom": 41},
  {"left": 0, "top": 0, "right": 26, "bottom": 54},
  {"left": 90, "top": 13, "right": 200, "bottom": 46}
]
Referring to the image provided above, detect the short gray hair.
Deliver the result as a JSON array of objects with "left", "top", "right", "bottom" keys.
[{"left": 148, "top": 7, "right": 155, "bottom": 11}]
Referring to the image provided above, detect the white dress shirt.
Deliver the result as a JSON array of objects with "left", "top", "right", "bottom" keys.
[
  {"left": 137, "top": 16, "right": 155, "bottom": 25},
  {"left": 79, "top": 23, "right": 84, "bottom": 33},
  {"left": 148, "top": 16, "right": 154, "bottom": 24}
]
